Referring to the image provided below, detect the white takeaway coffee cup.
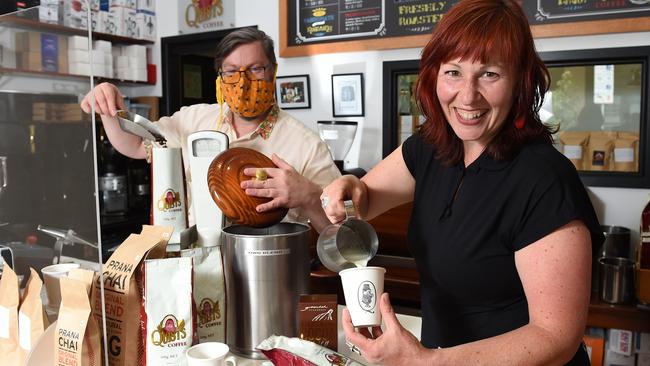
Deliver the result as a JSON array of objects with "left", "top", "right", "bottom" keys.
[
  {"left": 339, "top": 266, "right": 386, "bottom": 327},
  {"left": 41, "top": 263, "right": 80, "bottom": 310}
]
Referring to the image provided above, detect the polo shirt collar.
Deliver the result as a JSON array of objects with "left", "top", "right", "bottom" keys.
[{"left": 222, "top": 104, "right": 279, "bottom": 140}]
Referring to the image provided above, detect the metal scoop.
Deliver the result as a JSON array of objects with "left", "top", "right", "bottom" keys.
[{"left": 115, "top": 110, "right": 167, "bottom": 146}]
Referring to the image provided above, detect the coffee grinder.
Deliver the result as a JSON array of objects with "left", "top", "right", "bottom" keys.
[{"left": 317, "top": 121, "right": 366, "bottom": 177}]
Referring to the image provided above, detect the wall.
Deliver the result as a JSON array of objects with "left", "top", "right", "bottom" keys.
[{"left": 145, "top": 0, "right": 650, "bottom": 242}]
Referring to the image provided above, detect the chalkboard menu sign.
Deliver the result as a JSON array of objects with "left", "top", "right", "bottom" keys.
[
  {"left": 280, "top": 0, "right": 650, "bottom": 57},
  {"left": 526, "top": 1, "right": 650, "bottom": 25},
  {"left": 289, "top": 0, "right": 455, "bottom": 45}
]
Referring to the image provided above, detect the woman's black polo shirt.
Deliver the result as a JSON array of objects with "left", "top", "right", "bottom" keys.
[{"left": 402, "top": 132, "right": 602, "bottom": 361}]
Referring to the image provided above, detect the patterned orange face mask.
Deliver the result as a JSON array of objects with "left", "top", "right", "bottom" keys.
[{"left": 216, "top": 69, "right": 276, "bottom": 119}]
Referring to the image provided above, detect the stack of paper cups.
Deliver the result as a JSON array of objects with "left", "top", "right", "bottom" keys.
[{"left": 151, "top": 147, "right": 187, "bottom": 245}]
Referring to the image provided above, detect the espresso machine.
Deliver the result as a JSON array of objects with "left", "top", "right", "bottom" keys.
[{"left": 317, "top": 121, "right": 366, "bottom": 177}]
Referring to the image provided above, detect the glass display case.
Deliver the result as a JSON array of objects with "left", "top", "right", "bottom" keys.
[
  {"left": 0, "top": 3, "right": 105, "bottom": 363},
  {"left": 383, "top": 46, "right": 650, "bottom": 188}
]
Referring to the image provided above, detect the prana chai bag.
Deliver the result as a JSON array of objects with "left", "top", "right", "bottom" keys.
[
  {"left": 19, "top": 268, "right": 49, "bottom": 360},
  {"left": 56, "top": 273, "right": 101, "bottom": 366},
  {"left": 0, "top": 264, "right": 21, "bottom": 365},
  {"left": 181, "top": 246, "right": 225, "bottom": 343},
  {"left": 93, "top": 225, "right": 173, "bottom": 366}
]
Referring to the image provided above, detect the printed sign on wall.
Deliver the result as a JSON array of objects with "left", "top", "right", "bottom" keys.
[{"left": 179, "top": 0, "right": 235, "bottom": 34}]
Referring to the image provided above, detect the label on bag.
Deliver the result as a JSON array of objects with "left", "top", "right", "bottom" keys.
[
  {"left": 0, "top": 305, "right": 9, "bottom": 338},
  {"left": 563, "top": 145, "right": 582, "bottom": 159},
  {"left": 18, "top": 312, "right": 31, "bottom": 350},
  {"left": 614, "top": 148, "right": 634, "bottom": 162}
]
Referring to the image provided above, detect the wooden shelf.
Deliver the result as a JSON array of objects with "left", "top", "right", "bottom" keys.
[
  {"left": 587, "top": 295, "right": 650, "bottom": 332},
  {"left": 0, "top": 67, "right": 152, "bottom": 85},
  {"left": 0, "top": 15, "right": 153, "bottom": 44}
]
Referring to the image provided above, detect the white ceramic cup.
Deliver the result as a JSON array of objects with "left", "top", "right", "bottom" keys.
[
  {"left": 41, "top": 263, "right": 80, "bottom": 309},
  {"left": 339, "top": 266, "right": 386, "bottom": 327},
  {"left": 185, "top": 342, "right": 237, "bottom": 366}
]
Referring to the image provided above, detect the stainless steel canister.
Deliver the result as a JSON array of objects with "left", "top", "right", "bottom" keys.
[
  {"left": 599, "top": 256, "right": 635, "bottom": 304},
  {"left": 222, "top": 222, "right": 310, "bottom": 359}
]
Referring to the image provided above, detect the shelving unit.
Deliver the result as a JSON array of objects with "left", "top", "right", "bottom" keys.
[
  {"left": 0, "top": 15, "right": 154, "bottom": 45},
  {"left": 0, "top": 67, "right": 152, "bottom": 85}
]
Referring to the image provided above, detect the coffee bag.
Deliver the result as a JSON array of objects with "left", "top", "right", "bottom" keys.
[
  {"left": 56, "top": 273, "right": 101, "bottom": 366},
  {"left": 141, "top": 257, "right": 194, "bottom": 365},
  {"left": 588, "top": 131, "right": 616, "bottom": 171},
  {"left": 0, "top": 264, "right": 21, "bottom": 365},
  {"left": 559, "top": 131, "right": 590, "bottom": 170},
  {"left": 93, "top": 225, "right": 173, "bottom": 366},
  {"left": 181, "top": 246, "right": 225, "bottom": 343},
  {"left": 19, "top": 268, "right": 49, "bottom": 360}
]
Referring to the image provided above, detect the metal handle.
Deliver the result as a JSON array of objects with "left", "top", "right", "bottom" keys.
[{"left": 344, "top": 200, "right": 357, "bottom": 220}]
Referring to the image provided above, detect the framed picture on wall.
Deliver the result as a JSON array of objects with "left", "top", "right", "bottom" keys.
[
  {"left": 276, "top": 74, "right": 311, "bottom": 109},
  {"left": 332, "top": 73, "right": 364, "bottom": 117}
]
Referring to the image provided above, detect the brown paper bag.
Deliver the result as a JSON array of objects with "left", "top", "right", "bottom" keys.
[
  {"left": 614, "top": 132, "right": 639, "bottom": 172},
  {"left": 181, "top": 246, "right": 226, "bottom": 343},
  {"left": 93, "top": 225, "right": 173, "bottom": 366},
  {"left": 141, "top": 257, "right": 194, "bottom": 365},
  {"left": 19, "top": 268, "right": 49, "bottom": 360},
  {"left": 588, "top": 132, "right": 616, "bottom": 171},
  {"left": 55, "top": 272, "right": 101, "bottom": 366},
  {"left": 0, "top": 264, "right": 21, "bottom": 365},
  {"left": 559, "top": 131, "right": 590, "bottom": 170}
]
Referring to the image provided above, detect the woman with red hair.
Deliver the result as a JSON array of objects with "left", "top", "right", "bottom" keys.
[{"left": 322, "top": 1, "right": 602, "bottom": 364}]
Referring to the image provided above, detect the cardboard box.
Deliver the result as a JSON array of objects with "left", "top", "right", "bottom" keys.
[
  {"left": 0, "top": 30, "right": 17, "bottom": 68},
  {"left": 586, "top": 335, "right": 606, "bottom": 366},
  {"left": 137, "top": 0, "right": 155, "bottom": 12},
  {"left": 62, "top": 0, "right": 89, "bottom": 29},
  {"left": 15, "top": 31, "right": 41, "bottom": 52},
  {"left": 41, "top": 33, "right": 59, "bottom": 72},
  {"left": 16, "top": 51, "right": 42, "bottom": 71},
  {"left": 58, "top": 35, "right": 68, "bottom": 74},
  {"left": 136, "top": 10, "right": 156, "bottom": 41},
  {"left": 605, "top": 349, "right": 635, "bottom": 366},
  {"left": 110, "top": 5, "right": 137, "bottom": 37},
  {"left": 39, "top": 1, "right": 61, "bottom": 24},
  {"left": 68, "top": 36, "right": 89, "bottom": 51},
  {"left": 637, "top": 333, "right": 650, "bottom": 354},
  {"left": 609, "top": 329, "right": 635, "bottom": 356}
]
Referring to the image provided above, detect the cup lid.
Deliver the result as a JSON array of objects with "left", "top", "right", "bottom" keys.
[{"left": 207, "top": 147, "right": 287, "bottom": 227}]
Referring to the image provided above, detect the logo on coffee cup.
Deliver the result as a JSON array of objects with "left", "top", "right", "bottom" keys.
[
  {"left": 357, "top": 281, "right": 376, "bottom": 313},
  {"left": 151, "top": 314, "right": 187, "bottom": 346},
  {"left": 157, "top": 189, "right": 182, "bottom": 212}
]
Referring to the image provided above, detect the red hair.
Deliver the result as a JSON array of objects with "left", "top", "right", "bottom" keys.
[{"left": 416, "top": 0, "right": 553, "bottom": 164}]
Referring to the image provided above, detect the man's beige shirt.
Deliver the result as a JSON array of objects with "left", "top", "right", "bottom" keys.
[{"left": 155, "top": 103, "right": 341, "bottom": 225}]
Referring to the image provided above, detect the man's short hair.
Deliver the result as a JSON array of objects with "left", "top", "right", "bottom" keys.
[{"left": 214, "top": 27, "right": 276, "bottom": 71}]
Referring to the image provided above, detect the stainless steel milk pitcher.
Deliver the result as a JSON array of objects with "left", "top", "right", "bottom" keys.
[{"left": 317, "top": 200, "right": 379, "bottom": 272}]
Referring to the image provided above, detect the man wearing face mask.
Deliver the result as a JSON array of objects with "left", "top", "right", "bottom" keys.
[{"left": 80, "top": 27, "right": 341, "bottom": 232}]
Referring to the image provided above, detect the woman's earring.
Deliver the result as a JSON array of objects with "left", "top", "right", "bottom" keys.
[{"left": 515, "top": 117, "right": 525, "bottom": 129}]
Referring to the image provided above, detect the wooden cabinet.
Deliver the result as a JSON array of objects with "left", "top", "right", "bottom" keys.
[{"left": 310, "top": 202, "right": 650, "bottom": 332}]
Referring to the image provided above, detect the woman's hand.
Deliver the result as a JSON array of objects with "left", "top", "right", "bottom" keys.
[
  {"left": 320, "top": 175, "right": 367, "bottom": 223},
  {"left": 241, "top": 154, "right": 321, "bottom": 212},
  {"left": 343, "top": 293, "right": 428, "bottom": 366},
  {"left": 80, "top": 82, "right": 126, "bottom": 116}
]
